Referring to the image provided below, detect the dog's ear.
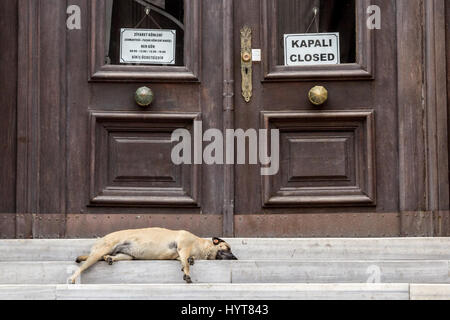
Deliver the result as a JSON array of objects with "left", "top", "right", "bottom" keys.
[{"left": 212, "top": 237, "right": 225, "bottom": 245}]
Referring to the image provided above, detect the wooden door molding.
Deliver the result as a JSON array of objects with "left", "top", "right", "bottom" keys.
[
  {"left": 261, "top": 0, "right": 374, "bottom": 81},
  {"left": 0, "top": 0, "right": 18, "bottom": 215},
  {"left": 425, "top": 0, "right": 449, "bottom": 236},
  {"left": 65, "top": 214, "right": 223, "bottom": 238},
  {"left": 397, "top": 0, "right": 449, "bottom": 236},
  {"left": 16, "top": 0, "right": 68, "bottom": 238},
  {"left": 261, "top": 110, "right": 376, "bottom": 207},
  {"left": 447, "top": 0, "right": 450, "bottom": 236},
  {"left": 424, "top": 0, "right": 449, "bottom": 214},
  {"left": 0, "top": 0, "right": 18, "bottom": 238},
  {"left": 235, "top": 212, "right": 402, "bottom": 238},
  {"left": 89, "top": 111, "right": 201, "bottom": 207},
  {"left": 16, "top": 0, "right": 40, "bottom": 218},
  {"left": 89, "top": 0, "right": 201, "bottom": 82},
  {"left": 222, "top": 0, "right": 235, "bottom": 237}
]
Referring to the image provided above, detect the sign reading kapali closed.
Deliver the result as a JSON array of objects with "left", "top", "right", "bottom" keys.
[
  {"left": 120, "top": 28, "right": 176, "bottom": 65},
  {"left": 284, "top": 33, "right": 340, "bottom": 66}
]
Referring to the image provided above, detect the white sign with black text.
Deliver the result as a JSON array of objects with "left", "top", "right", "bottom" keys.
[
  {"left": 120, "top": 28, "right": 176, "bottom": 65},
  {"left": 284, "top": 33, "right": 340, "bottom": 66}
]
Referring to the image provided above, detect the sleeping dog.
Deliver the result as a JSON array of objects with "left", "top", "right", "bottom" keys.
[{"left": 69, "top": 227, "right": 238, "bottom": 284}]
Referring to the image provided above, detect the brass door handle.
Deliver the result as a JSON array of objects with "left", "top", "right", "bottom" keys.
[
  {"left": 308, "top": 86, "right": 328, "bottom": 106},
  {"left": 135, "top": 86, "right": 154, "bottom": 107},
  {"left": 241, "top": 26, "right": 252, "bottom": 103}
]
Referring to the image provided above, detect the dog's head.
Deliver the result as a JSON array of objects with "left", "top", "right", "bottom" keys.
[{"left": 212, "top": 237, "right": 238, "bottom": 260}]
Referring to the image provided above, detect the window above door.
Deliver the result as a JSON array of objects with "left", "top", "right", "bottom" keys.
[
  {"left": 262, "top": 0, "right": 374, "bottom": 81},
  {"left": 107, "top": 0, "right": 185, "bottom": 66},
  {"left": 89, "top": 0, "right": 200, "bottom": 81}
]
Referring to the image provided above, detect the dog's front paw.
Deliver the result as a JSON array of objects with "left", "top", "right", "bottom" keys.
[
  {"left": 188, "top": 257, "right": 195, "bottom": 266},
  {"left": 183, "top": 275, "right": 192, "bottom": 284},
  {"left": 104, "top": 255, "right": 114, "bottom": 265}
]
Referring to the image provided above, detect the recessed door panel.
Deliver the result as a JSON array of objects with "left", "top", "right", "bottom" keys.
[{"left": 89, "top": 112, "right": 200, "bottom": 207}]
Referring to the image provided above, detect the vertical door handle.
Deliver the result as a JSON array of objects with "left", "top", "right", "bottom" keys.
[{"left": 241, "top": 26, "right": 252, "bottom": 103}]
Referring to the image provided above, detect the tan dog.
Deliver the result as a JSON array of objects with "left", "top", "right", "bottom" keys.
[{"left": 69, "top": 227, "right": 237, "bottom": 284}]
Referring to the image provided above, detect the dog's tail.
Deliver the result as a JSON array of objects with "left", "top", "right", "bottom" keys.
[{"left": 75, "top": 255, "right": 89, "bottom": 263}]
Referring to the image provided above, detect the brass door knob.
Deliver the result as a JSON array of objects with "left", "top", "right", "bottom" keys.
[
  {"left": 308, "top": 86, "right": 328, "bottom": 106},
  {"left": 242, "top": 51, "right": 252, "bottom": 63},
  {"left": 135, "top": 86, "right": 154, "bottom": 107}
]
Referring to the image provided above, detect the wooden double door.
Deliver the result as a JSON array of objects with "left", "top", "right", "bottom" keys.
[{"left": 1, "top": 0, "right": 448, "bottom": 239}]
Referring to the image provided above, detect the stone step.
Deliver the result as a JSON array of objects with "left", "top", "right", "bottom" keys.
[
  {"left": 1, "top": 238, "right": 450, "bottom": 261},
  {"left": 0, "top": 283, "right": 411, "bottom": 300},
  {"left": 410, "top": 284, "right": 450, "bottom": 300},
  {"left": 1, "top": 260, "right": 448, "bottom": 285}
]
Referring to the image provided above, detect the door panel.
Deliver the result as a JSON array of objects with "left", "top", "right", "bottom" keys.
[
  {"left": 65, "top": 0, "right": 224, "bottom": 237},
  {"left": 261, "top": 110, "right": 376, "bottom": 207},
  {"left": 88, "top": 112, "right": 200, "bottom": 207},
  {"left": 234, "top": 0, "right": 399, "bottom": 236}
]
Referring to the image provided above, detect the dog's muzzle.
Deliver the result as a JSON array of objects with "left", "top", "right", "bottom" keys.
[{"left": 216, "top": 250, "right": 238, "bottom": 260}]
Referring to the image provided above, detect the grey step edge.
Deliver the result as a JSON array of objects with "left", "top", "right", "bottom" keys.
[
  {"left": 0, "top": 260, "right": 448, "bottom": 285},
  {"left": 0, "top": 283, "right": 411, "bottom": 300},
  {"left": 1, "top": 238, "right": 450, "bottom": 261}
]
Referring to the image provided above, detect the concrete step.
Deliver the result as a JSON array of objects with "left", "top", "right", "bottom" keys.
[
  {"left": 0, "top": 283, "right": 411, "bottom": 300},
  {"left": 1, "top": 238, "right": 450, "bottom": 261},
  {"left": 1, "top": 260, "right": 448, "bottom": 285}
]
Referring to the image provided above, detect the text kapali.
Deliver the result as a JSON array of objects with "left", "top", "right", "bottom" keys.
[{"left": 289, "top": 38, "right": 336, "bottom": 63}]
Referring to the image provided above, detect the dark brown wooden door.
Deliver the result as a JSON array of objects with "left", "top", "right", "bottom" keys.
[
  {"left": 233, "top": 0, "right": 400, "bottom": 237},
  {"left": 64, "top": 0, "right": 225, "bottom": 237},
  {"left": 8, "top": 0, "right": 448, "bottom": 239}
]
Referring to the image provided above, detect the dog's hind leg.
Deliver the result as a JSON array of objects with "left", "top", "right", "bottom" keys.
[
  {"left": 178, "top": 248, "right": 193, "bottom": 284},
  {"left": 69, "top": 247, "right": 111, "bottom": 284},
  {"left": 75, "top": 255, "right": 89, "bottom": 263},
  {"left": 104, "top": 253, "right": 134, "bottom": 265}
]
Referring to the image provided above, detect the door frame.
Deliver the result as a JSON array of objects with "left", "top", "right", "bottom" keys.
[
  {"left": 11, "top": 0, "right": 450, "bottom": 238},
  {"left": 0, "top": 0, "right": 18, "bottom": 238},
  {"left": 396, "top": 0, "right": 449, "bottom": 236}
]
